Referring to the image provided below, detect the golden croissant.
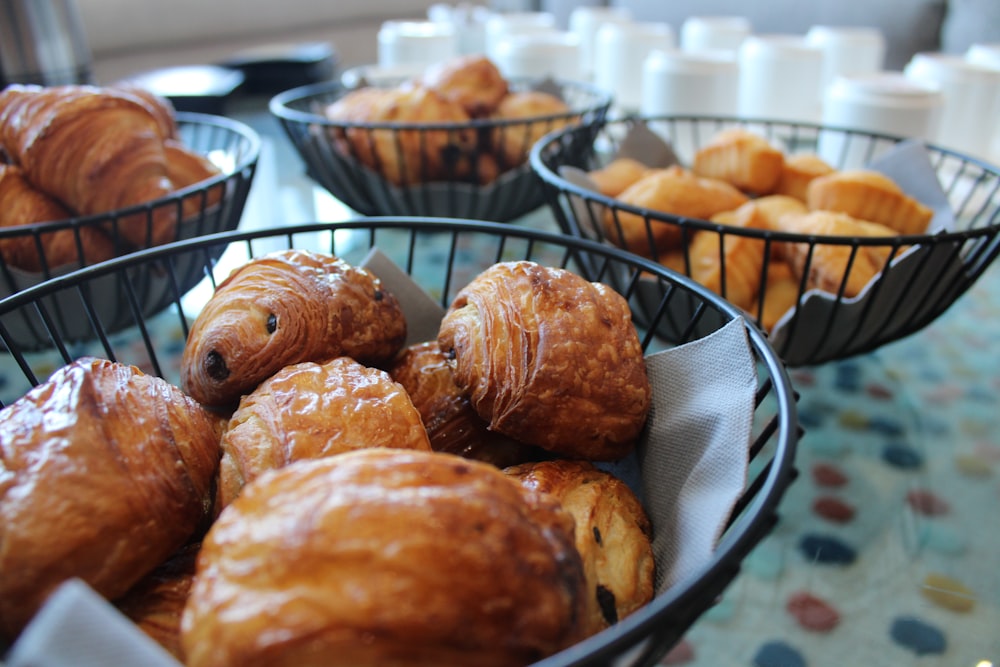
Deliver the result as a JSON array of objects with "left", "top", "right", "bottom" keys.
[
  {"left": 0, "top": 357, "right": 225, "bottom": 643},
  {"left": 181, "top": 249, "right": 407, "bottom": 408}
]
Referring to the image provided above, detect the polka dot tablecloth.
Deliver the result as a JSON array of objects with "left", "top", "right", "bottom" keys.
[{"left": 660, "top": 264, "right": 1000, "bottom": 666}]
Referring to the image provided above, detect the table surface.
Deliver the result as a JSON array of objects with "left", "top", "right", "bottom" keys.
[
  {"left": 3, "top": 96, "right": 998, "bottom": 667},
  {"left": 232, "top": 100, "right": 1000, "bottom": 667}
]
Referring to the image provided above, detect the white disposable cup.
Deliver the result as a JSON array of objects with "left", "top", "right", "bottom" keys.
[
  {"left": 594, "top": 21, "right": 675, "bottom": 112},
  {"left": 377, "top": 20, "right": 457, "bottom": 69},
  {"left": 427, "top": 3, "right": 491, "bottom": 55},
  {"left": 492, "top": 31, "right": 582, "bottom": 81},
  {"left": 568, "top": 5, "right": 633, "bottom": 81},
  {"left": 819, "top": 72, "right": 943, "bottom": 168},
  {"left": 903, "top": 51, "right": 1000, "bottom": 158},
  {"left": 484, "top": 11, "right": 557, "bottom": 64},
  {"left": 738, "top": 34, "right": 825, "bottom": 123},
  {"left": 965, "top": 43, "right": 1000, "bottom": 160},
  {"left": 680, "top": 16, "right": 751, "bottom": 55},
  {"left": 641, "top": 48, "right": 740, "bottom": 162},
  {"left": 805, "top": 25, "right": 886, "bottom": 92}
]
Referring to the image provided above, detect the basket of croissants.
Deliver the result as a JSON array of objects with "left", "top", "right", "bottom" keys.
[
  {"left": 0, "top": 218, "right": 798, "bottom": 667},
  {"left": 530, "top": 114, "right": 1000, "bottom": 366},
  {"left": 0, "top": 82, "right": 260, "bottom": 291},
  {"left": 269, "top": 54, "right": 612, "bottom": 221}
]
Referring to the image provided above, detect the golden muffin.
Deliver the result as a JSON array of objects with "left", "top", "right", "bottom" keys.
[
  {"left": 692, "top": 128, "right": 785, "bottom": 194},
  {"left": 806, "top": 169, "right": 934, "bottom": 235}
]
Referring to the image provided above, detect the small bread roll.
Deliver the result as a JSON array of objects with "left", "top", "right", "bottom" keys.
[
  {"left": 692, "top": 128, "right": 785, "bottom": 194},
  {"left": 491, "top": 90, "right": 574, "bottom": 168},
  {"left": 216, "top": 356, "right": 432, "bottom": 509},
  {"left": 437, "top": 261, "right": 651, "bottom": 461},
  {"left": 420, "top": 54, "right": 509, "bottom": 117},
  {"left": 181, "top": 449, "right": 589, "bottom": 667},
  {"left": 774, "top": 153, "right": 835, "bottom": 202},
  {"left": 605, "top": 166, "right": 750, "bottom": 256},
  {"left": 505, "top": 459, "right": 655, "bottom": 636},
  {"left": 749, "top": 260, "right": 801, "bottom": 332},
  {"left": 806, "top": 169, "right": 934, "bottom": 235},
  {"left": 688, "top": 204, "right": 771, "bottom": 311},
  {"left": 587, "top": 157, "right": 650, "bottom": 198}
]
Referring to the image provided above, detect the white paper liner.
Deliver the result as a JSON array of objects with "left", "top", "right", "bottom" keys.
[{"left": 6, "top": 249, "right": 759, "bottom": 665}]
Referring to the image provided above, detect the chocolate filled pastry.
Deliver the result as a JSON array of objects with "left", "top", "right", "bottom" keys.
[
  {"left": 505, "top": 459, "right": 655, "bottom": 636},
  {"left": 216, "top": 356, "right": 432, "bottom": 509},
  {"left": 181, "top": 449, "right": 589, "bottom": 667},
  {"left": 0, "top": 357, "right": 225, "bottom": 643},
  {"left": 437, "top": 261, "right": 652, "bottom": 461},
  {"left": 389, "top": 341, "right": 550, "bottom": 469},
  {"left": 419, "top": 54, "right": 509, "bottom": 117},
  {"left": 115, "top": 542, "right": 201, "bottom": 661},
  {"left": 181, "top": 249, "right": 407, "bottom": 408}
]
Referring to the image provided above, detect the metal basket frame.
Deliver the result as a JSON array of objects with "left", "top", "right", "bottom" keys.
[
  {"left": 0, "top": 218, "right": 798, "bottom": 667},
  {"left": 269, "top": 78, "right": 613, "bottom": 220},
  {"left": 530, "top": 114, "right": 1000, "bottom": 365}
]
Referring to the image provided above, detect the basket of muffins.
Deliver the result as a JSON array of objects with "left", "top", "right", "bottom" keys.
[
  {"left": 0, "top": 217, "right": 798, "bottom": 667},
  {"left": 269, "top": 54, "right": 612, "bottom": 221},
  {"left": 530, "top": 115, "right": 1000, "bottom": 366},
  {"left": 0, "top": 81, "right": 260, "bottom": 346}
]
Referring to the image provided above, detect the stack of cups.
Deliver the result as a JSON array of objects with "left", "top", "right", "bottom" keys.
[
  {"left": 965, "top": 43, "right": 1000, "bottom": 160},
  {"left": 377, "top": 20, "right": 458, "bottom": 70},
  {"left": 737, "top": 34, "right": 825, "bottom": 123},
  {"left": 679, "top": 15, "right": 751, "bottom": 56},
  {"left": 483, "top": 11, "right": 557, "bottom": 65},
  {"left": 903, "top": 51, "right": 1000, "bottom": 161},
  {"left": 819, "top": 72, "right": 943, "bottom": 168},
  {"left": 805, "top": 25, "right": 886, "bottom": 93},
  {"left": 568, "top": 6, "right": 633, "bottom": 81},
  {"left": 593, "top": 21, "right": 675, "bottom": 113}
]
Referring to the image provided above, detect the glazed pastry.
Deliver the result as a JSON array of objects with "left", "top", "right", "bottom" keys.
[
  {"left": 586, "top": 157, "right": 650, "bottom": 198},
  {"left": 774, "top": 153, "right": 835, "bottom": 202},
  {"left": 806, "top": 168, "right": 934, "bottom": 235},
  {"left": 116, "top": 542, "right": 201, "bottom": 661},
  {"left": 491, "top": 90, "right": 574, "bottom": 169},
  {"left": 420, "top": 54, "right": 509, "bottom": 117},
  {"left": 692, "top": 128, "right": 785, "bottom": 194},
  {"left": 0, "top": 84, "right": 177, "bottom": 247},
  {"left": 687, "top": 204, "right": 771, "bottom": 311},
  {"left": 107, "top": 81, "right": 179, "bottom": 140},
  {"left": 0, "top": 164, "right": 116, "bottom": 271},
  {"left": 216, "top": 356, "right": 432, "bottom": 509},
  {"left": 0, "top": 357, "right": 225, "bottom": 642},
  {"left": 780, "top": 210, "right": 904, "bottom": 298},
  {"left": 181, "top": 449, "right": 589, "bottom": 667},
  {"left": 389, "top": 341, "right": 550, "bottom": 469},
  {"left": 604, "top": 165, "right": 750, "bottom": 256},
  {"left": 181, "top": 249, "right": 407, "bottom": 408},
  {"left": 437, "top": 261, "right": 651, "bottom": 461},
  {"left": 323, "top": 84, "right": 475, "bottom": 185},
  {"left": 505, "top": 459, "right": 655, "bottom": 636}
]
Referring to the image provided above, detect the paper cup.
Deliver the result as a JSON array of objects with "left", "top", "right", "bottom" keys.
[
  {"left": 738, "top": 34, "right": 825, "bottom": 123},
  {"left": 377, "top": 20, "right": 457, "bottom": 69},
  {"left": 679, "top": 16, "right": 750, "bottom": 55},
  {"left": 484, "top": 11, "right": 557, "bottom": 63},
  {"left": 805, "top": 25, "right": 886, "bottom": 92},
  {"left": 492, "top": 31, "right": 582, "bottom": 81},
  {"left": 568, "top": 5, "right": 633, "bottom": 80},
  {"left": 594, "top": 21, "right": 675, "bottom": 112}
]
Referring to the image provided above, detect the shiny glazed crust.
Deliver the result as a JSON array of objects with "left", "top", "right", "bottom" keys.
[
  {"left": 180, "top": 249, "right": 407, "bottom": 408},
  {"left": 181, "top": 449, "right": 589, "bottom": 667},
  {"left": 0, "top": 357, "right": 224, "bottom": 642},
  {"left": 436, "top": 261, "right": 651, "bottom": 461}
]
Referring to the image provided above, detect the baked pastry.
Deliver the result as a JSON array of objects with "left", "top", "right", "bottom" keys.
[
  {"left": 389, "top": 341, "right": 549, "bottom": 468},
  {"left": 692, "top": 128, "right": 785, "bottom": 194},
  {"left": 604, "top": 165, "right": 750, "bottom": 256},
  {"left": 749, "top": 260, "right": 801, "bottom": 331},
  {"left": 0, "top": 357, "right": 224, "bottom": 642},
  {"left": 774, "top": 153, "right": 835, "bottom": 202},
  {"left": 491, "top": 90, "right": 574, "bottom": 169},
  {"left": 181, "top": 249, "right": 406, "bottom": 408},
  {"left": 505, "top": 459, "right": 655, "bottom": 636},
  {"left": 107, "top": 81, "right": 179, "bottom": 140},
  {"left": 780, "top": 210, "right": 904, "bottom": 297},
  {"left": 181, "top": 449, "right": 589, "bottom": 667},
  {"left": 688, "top": 204, "right": 771, "bottom": 311},
  {"left": 420, "top": 54, "right": 509, "bottom": 117},
  {"left": 216, "top": 356, "right": 432, "bottom": 509},
  {"left": 0, "top": 164, "right": 116, "bottom": 271},
  {"left": 163, "top": 138, "right": 225, "bottom": 218},
  {"left": 437, "top": 261, "right": 651, "bottom": 461},
  {"left": 115, "top": 542, "right": 201, "bottom": 661},
  {"left": 323, "top": 84, "right": 475, "bottom": 185},
  {"left": 0, "top": 83, "right": 177, "bottom": 247},
  {"left": 806, "top": 168, "right": 934, "bottom": 235},
  {"left": 587, "top": 157, "right": 649, "bottom": 198}
]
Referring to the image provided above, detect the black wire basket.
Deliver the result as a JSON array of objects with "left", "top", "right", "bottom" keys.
[
  {"left": 530, "top": 114, "right": 1000, "bottom": 366},
  {"left": 0, "top": 112, "right": 260, "bottom": 349},
  {"left": 0, "top": 218, "right": 798, "bottom": 667},
  {"left": 269, "top": 78, "right": 612, "bottom": 221}
]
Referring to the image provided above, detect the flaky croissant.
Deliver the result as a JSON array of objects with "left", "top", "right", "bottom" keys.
[
  {"left": 0, "top": 163, "right": 116, "bottom": 271},
  {"left": 0, "top": 84, "right": 177, "bottom": 247},
  {"left": 437, "top": 261, "right": 651, "bottom": 461},
  {"left": 0, "top": 357, "right": 225, "bottom": 643},
  {"left": 181, "top": 249, "right": 407, "bottom": 408},
  {"left": 216, "top": 356, "right": 432, "bottom": 509}
]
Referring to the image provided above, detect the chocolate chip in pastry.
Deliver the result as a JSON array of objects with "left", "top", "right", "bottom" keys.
[{"left": 181, "top": 249, "right": 407, "bottom": 408}]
